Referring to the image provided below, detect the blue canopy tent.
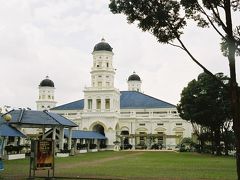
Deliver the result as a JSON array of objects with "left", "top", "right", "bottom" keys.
[
  {"left": 0, "top": 122, "right": 26, "bottom": 138},
  {"left": 1, "top": 109, "right": 78, "bottom": 151},
  {"left": 64, "top": 130, "right": 106, "bottom": 140},
  {"left": 64, "top": 130, "right": 107, "bottom": 151},
  {"left": 0, "top": 118, "right": 26, "bottom": 161},
  {"left": 5, "top": 109, "right": 77, "bottom": 128}
]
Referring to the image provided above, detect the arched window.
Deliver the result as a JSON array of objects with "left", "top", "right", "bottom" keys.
[
  {"left": 96, "top": 99, "right": 101, "bottom": 109},
  {"left": 88, "top": 99, "right": 92, "bottom": 109},
  {"left": 105, "top": 99, "right": 110, "bottom": 109}
]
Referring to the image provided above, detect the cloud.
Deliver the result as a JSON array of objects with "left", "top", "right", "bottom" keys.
[{"left": 0, "top": 0, "right": 239, "bottom": 109}]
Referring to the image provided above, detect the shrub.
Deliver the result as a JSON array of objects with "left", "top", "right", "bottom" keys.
[
  {"left": 90, "top": 144, "right": 97, "bottom": 149},
  {"left": 100, "top": 144, "right": 107, "bottom": 149},
  {"left": 77, "top": 143, "right": 87, "bottom": 150},
  {"left": 5, "top": 145, "right": 24, "bottom": 154},
  {"left": 151, "top": 144, "right": 159, "bottom": 150},
  {"left": 179, "top": 138, "right": 196, "bottom": 152},
  {"left": 113, "top": 141, "right": 120, "bottom": 145},
  {"left": 121, "top": 144, "right": 132, "bottom": 150},
  {"left": 59, "top": 149, "right": 70, "bottom": 153}
]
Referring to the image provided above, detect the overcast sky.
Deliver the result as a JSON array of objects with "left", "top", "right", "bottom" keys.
[{"left": 0, "top": 0, "right": 239, "bottom": 110}]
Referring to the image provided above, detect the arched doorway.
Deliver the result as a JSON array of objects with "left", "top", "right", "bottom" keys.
[
  {"left": 121, "top": 130, "right": 129, "bottom": 143},
  {"left": 120, "top": 130, "right": 132, "bottom": 149},
  {"left": 93, "top": 124, "right": 105, "bottom": 136},
  {"left": 92, "top": 124, "right": 106, "bottom": 148}
]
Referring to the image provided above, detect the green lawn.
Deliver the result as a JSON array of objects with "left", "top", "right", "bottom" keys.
[{"left": 0, "top": 151, "right": 236, "bottom": 180}]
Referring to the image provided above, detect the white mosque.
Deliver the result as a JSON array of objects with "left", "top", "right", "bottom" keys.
[{"left": 36, "top": 39, "right": 193, "bottom": 150}]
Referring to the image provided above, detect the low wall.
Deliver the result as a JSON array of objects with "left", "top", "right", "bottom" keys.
[{"left": 5, "top": 154, "right": 25, "bottom": 160}]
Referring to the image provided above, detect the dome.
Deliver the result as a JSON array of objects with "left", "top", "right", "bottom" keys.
[
  {"left": 93, "top": 38, "right": 113, "bottom": 52},
  {"left": 39, "top": 76, "right": 54, "bottom": 87},
  {"left": 128, "top": 72, "right": 141, "bottom": 81}
]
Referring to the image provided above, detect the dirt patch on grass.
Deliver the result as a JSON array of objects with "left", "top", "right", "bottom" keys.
[{"left": 57, "top": 151, "right": 144, "bottom": 169}]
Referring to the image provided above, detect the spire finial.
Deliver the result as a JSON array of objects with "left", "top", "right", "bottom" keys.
[
  {"left": 46, "top": 75, "right": 49, "bottom": 79},
  {"left": 101, "top": 38, "right": 105, "bottom": 42}
]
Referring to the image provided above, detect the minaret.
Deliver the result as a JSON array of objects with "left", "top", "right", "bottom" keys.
[
  {"left": 91, "top": 38, "right": 115, "bottom": 89},
  {"left": 36, "top": 76, "right": 57, "bottom": 111},
  {"left": 127, "top": 71, "right": 142, "bottom": 92},
  {"left": 83, "top": 38, "right": 120, "bottom": 113}
]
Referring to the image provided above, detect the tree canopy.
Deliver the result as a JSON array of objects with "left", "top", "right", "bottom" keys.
[
  {"left": 109, "top": 0, "right": 239, "bottom": 76},
  {"left": 177, "top": 72, "right": 231, "bottom": 129},
  {"left": 177, "top": 72, "right": 232, "bottom": 155}
]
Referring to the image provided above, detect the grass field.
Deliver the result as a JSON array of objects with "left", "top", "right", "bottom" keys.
[{"left": 0, "top": 151, "right": 236, "bottom": 180}]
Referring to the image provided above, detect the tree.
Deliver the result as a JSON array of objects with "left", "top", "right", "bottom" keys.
[
  {"left": 109, "top": 0, "right": 240, "bottom": 177},
  {"left": 177, "top": 72, "right": 231, "bottom": 155}
]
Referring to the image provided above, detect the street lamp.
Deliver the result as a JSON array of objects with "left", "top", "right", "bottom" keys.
[
  {"left": 0, "top": 106, "right": 12, "bottom": 171},
  {"left": 0, "top": 106, "right": 12, "bottom": 123},
  {"left": 2, "top": 114, "right": 12, "bottom": 122}
]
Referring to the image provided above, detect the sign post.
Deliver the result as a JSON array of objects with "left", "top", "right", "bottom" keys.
[
  {"left": 0, "top": 137, "right": 4, "bottom": 171},
  {"left": 29, "top": 139, "right": 55, "bottom": 179}
]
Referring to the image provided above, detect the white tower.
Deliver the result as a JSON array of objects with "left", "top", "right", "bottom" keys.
[
  {"left": 83, "top": 38, "right": 120, "bottom": 113},
  {"left": 36, "top": 76, "right": 57, "bottom": 111},
  {"left": 82, "top": 38, "right": 120, "bottom": 147},
  {"left": 127, "top": 71, "right": 142, "bottom": 92}
]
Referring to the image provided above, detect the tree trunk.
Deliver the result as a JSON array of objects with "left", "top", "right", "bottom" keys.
[
  {"left": 224, "top": 1, "right": 240, "bottom": 178},
  {"left": 227, "top": 37, "right": 240, "bottom": 178},
  {"left": 211, "top": 130, "right": 215, "bottom": 155},
  {"left": 200, "top": 138, "right": 204, "bottom": 153},
  {"left": 223, "top": 127, "right": 230, "bottom": 156},
  {"left": 230, "top": 74, "right": 240, "bottom": 179},
  {"left": 215, "top": 128, "right": 221, "bottom": 156},
  {"left": 228, "top": 41, "right": 240, "bottom": 179},
  {"left": 229, "top": 64, "right": 240, "bottom": 179}
]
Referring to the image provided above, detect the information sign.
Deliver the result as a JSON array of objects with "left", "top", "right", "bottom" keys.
[
  {"left": 0, "top": 158, "right": 3, "bottom": 171},
  {"left": 35, "top": 140, "right": 54, "bottom": 169},
  {"left": 0, "top": 138, "right": 3, "bottom": 171}
]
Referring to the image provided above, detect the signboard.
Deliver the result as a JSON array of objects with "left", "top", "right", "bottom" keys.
[
  {"left": 0, "top": 158, "right": 3, "bottom": 171},
  {"left": 0, "top": 138, "right": 3, "bottom": 171},
  {"left": 0, "top": 138, "right": 3, "bottom": 155},
  {"left": 35, "top": 140, "right": 54, "bottom": 169},
  {"left": 29, "top": 139, "right": 55, "bottom": 178}
]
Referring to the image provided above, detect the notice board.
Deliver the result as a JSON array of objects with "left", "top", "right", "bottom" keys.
[{"left": 34, "top": 140, "right": 54, "bottom": 169}]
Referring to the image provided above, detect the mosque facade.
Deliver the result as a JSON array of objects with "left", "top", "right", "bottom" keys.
[{"left": 37, "top": 39, "right": 193, "bottom": 150}]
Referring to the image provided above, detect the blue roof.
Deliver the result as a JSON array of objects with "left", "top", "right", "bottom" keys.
[
  {"left": 64, "top": 130, "right": 106, "bottom": 140},
  {"left": 52, "top": 91, "right": 175, "bottom": 110},
  {"left": 0, "top": 119, "right": 26, "bottom": 137},
  {"left": 46, "top": 112, "right": 77, "bottom": 127},
  {"left": 120, "top": 91, "right": 175, "bottom": 109},
  {"left": 4, "top": 109, "right": 77, "bottom": 127},
  {"left": 51, "top": 99, "right": 84, "bottom": 110}
]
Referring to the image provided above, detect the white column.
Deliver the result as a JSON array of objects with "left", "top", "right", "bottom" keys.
[
  {"left": 68, "top": 127, "right": 72, "bottom": 150},
  {"left": 52, "top": 127, "right": 56, "bottom": 140},
  {"left": 92, "top": 98, "right": 96, "bottom": 112},
  {"left": 84, "top": 99, "right": 88, "bottom": 111},
  {"left": 132, "top": 136, "right": 136, "bottom": 150},
  {"left": 59, "top": 127, "right": 64, "bottom": 150},
  {"left": 1, "top": 137, "right": 6, "bottom": 156},
  {"left": 101, "top": 98, "right": 105, "bottom": 112},
  {"left": 110, "top": 98, "right": 113, "bottom": 111},
  {"left": 96, "top": 140, "right": 100, "bottom": 150},
  {"left": 42, "top": 127, "right": 46, "bottom": 140}
]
